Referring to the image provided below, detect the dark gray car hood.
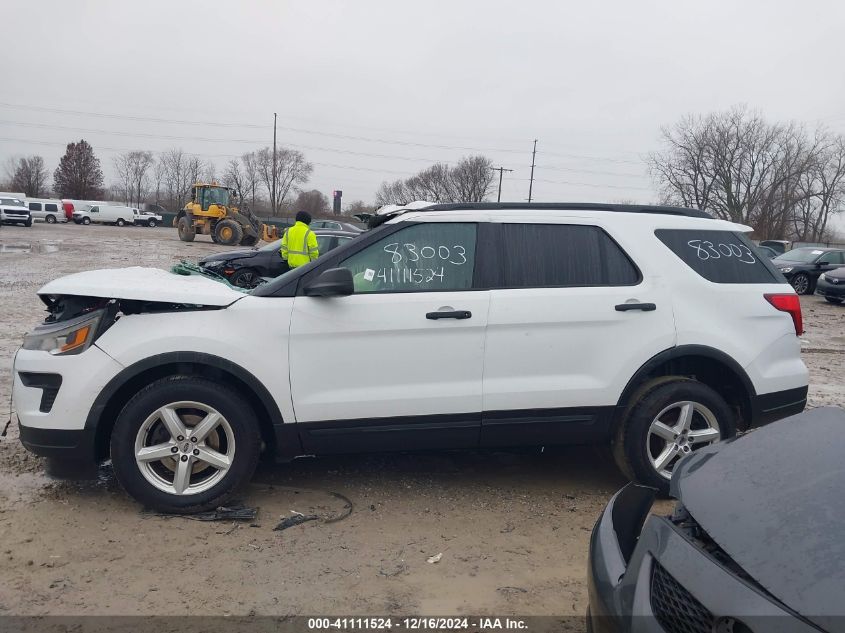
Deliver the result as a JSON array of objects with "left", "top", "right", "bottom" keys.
[{"left": 672, "top": 407, "right": 845, "bottom": 629}]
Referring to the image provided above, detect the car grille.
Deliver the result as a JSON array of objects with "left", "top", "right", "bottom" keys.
[{"left": 650, "top": 561, "right": 715, "bottom": 633}]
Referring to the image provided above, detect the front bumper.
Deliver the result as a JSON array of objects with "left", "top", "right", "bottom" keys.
[
  {"left": 588, "top": 485, "right": 819, "bottom": 633},
  {"left": 816, "top": 276, "right": 845, "bottom": 299},
  {"left": 14, "top": 344, "right": 124, "bottom": 466}
]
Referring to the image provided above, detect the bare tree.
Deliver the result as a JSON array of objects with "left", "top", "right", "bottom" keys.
[
  {"left": 375, "top": 155, "right": 495, "bottom": 206},
  {"left": 113, "top": 151, "right": 153, "bottom": 206},
  {"left": 241, "top": 151, "right": 261, "bottom": 210},
  {"left": 222, "top": 159, "right": 244, "bottom": 194},
  {"left": 295, "top": 189, "right": 329, "bottom": 216},
  {"left": 256, "top": 147, "right": 313, "bottom": 216},
  {"left": 450, "top": 155, "right": 495, "bottom": 202},
  {"left": 160, "top": 149, "right": 194, "bottom": 211},
  {"left": 345, "top": 200, "right": 376, "bottom": 216},
  {"left": 10, "top": 156, "right": 49, "bottom": 197},
  {"left": 650, "top": 106, "right": 843, "bottom": 240}
]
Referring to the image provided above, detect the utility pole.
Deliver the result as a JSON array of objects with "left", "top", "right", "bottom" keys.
[
  {"left": 491, "top": 166, "right": 514, "bottom": 203},
  {"left": 528, "top": 139, "right": 537, "bottom": 203},
  {"left": 272, "top": 112, "right": 277, "bottom": 217}
]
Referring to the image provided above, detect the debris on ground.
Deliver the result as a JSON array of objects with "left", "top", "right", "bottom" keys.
[
  {"left": 426, "top": 552, "right": 443, "bottom": 564},
  {"left": 274, "top": 512, "right": 319, "bottom": 531},
  {"left": 169, "top": 504, "right": 258, "bottom": 522}
]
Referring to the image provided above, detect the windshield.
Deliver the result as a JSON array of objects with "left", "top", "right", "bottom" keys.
[
  {"left": 774, "top": 248, "right": 824, "bottom": 264},
  {"left": 202, "top": 187, "right": 230, "bottom": 207},
  {"left": 1, "top": 198, "right": 24, "bottom": 206}
]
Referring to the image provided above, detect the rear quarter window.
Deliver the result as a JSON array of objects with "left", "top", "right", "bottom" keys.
[{"left": 655, "top": 229, "right": 781, "bottom": 284}]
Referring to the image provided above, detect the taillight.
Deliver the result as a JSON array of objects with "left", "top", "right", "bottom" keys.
[{"left": 764, "top": 293, "right": 803, "bottom": 335}]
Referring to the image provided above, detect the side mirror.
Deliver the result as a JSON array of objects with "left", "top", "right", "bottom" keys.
[{"left": 304, "top": 267, "right": 354, "bottom": 297}]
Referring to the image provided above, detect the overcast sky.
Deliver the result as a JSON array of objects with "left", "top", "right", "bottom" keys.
[{"left": 4, "top": 0, "right": 845, "bottom": 227}]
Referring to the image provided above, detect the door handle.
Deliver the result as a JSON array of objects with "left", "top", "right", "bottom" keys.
[
  {"left": 615, "top": 302, "right": 657, "bottom": 312},
  {"left": 426, "top": 310, "right": 472, "bottom": 320}
]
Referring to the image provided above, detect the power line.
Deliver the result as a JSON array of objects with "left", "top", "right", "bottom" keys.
[
  {"left": 0, "top": 135, "right": 418, "bottom": 177},
  {"left": 513, "top": 176, "right": 653, "bottom": 192},
  {"left": 0, "top": 101, "right": 651, "bottom": 164}
]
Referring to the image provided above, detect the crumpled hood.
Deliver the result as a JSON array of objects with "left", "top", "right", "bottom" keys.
[
  {"left": 199, "top": 249, "right": 256, "bottom": 263},
  {"left": 38, "top": 266, "right": 245, "bottom": 306},
  {"left": 672, "top": 407, "right": 845, "bottom": 630}
]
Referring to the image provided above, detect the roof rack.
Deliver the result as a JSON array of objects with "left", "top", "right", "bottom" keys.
[{"left": 420, "top": 202, "right": 712, "bottom": 219}]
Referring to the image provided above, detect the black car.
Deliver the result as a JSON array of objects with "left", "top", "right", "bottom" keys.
[
  {"left": 588, "top": 406, "right": 845, "bottom": 633},
  {"left": 310, "top": 219, "right": 364, "bottom": 232},
  {"left": 816, "top": 265, "right": 845, "bottom": 304},
  {"left": 755, "top": 244, "right": 779, "bottom": 259},
  {"left": 198, "top": 229, "right": 358, "bottom": 288},
  {"left": 772, "top": 247, "right": 845, "bottom": 294}
]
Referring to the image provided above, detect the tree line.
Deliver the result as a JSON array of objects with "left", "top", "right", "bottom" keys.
[
  {"left": 3, "top": 107, "right": 843, "bottom": 238},
  {"left": 650, "top": 106, "right": 845, "bottom": 241}
]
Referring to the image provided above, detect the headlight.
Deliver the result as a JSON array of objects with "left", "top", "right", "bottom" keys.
[
  {"left": 780, "top": 267, "right": 793, "bottom": 273},
  {"left": 22, "top": 310, "right": 104, "bottom": 355},
  {"left": 820, "top": 274, "right": 828, "bottom": 282},
  {"left": 201, "top": 260, "right": 225, "bottom": 269}
]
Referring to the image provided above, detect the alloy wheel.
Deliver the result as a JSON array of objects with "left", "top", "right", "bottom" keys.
[
  {"left": 647, "top": 401, "right": 721, "bottom": 479},
  {"left": 133, "top": 401, "right": 235, "bottom": 495},
  {"left": 792, "top": 275, "right": 809, "bottom": 294}
]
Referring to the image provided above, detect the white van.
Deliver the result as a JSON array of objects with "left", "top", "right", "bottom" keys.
[
  {"left": 25, "top": 198, "right": 68, "bottom": 224},
  {"left": 74, "top": 204, "right": 136, "bottom": 226}
]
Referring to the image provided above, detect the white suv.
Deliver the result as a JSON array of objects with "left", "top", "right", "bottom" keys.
[{"left": 13, "top": 203, "right": 808, "bottom": 512}]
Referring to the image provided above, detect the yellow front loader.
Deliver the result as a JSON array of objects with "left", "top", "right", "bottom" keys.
[{"left": 174, "top": 183, "right": 279, "bottom": 246}]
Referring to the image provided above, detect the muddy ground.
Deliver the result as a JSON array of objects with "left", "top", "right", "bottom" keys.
[{"left": 0, "top": 223, "right": 842, "bottom": 622}]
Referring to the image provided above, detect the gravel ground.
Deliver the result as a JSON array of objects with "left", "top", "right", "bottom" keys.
[{"left": 0, "top": 223, "right": 842, "bottom": 622}]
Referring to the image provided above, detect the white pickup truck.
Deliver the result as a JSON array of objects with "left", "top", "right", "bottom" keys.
[{"left": 133, "top": 209, "right": 162, "bottom": 227}]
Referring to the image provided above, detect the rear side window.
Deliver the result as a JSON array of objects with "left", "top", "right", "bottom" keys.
[
  {"left": 45, "top": 203, "right": 58, "bottom": 212},
  {"left": 495, "top": 224, "right": 640, "bottom": 288},
  {"left": 655, "top": 229, "right": 780, "bottom": 284},
  {"left": 29, "top": 202, "right": 42, "bottom": 211}
]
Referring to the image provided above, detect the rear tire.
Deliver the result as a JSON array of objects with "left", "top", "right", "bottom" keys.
[
  {"left": 613, "top": 380, "right": 736, "bottom": 494},
  {"left": 110, "top": 376, "right": 261, "bottom": 513},
  {"left": 825, "top": 296, "right": 843, "bottom": 304},
  {"left": 116, "top": 218, "right": 126, "bottom": 227},
  {"left": 214, "top": 219, "right": 243, "bottom": 246},
  {"left": 177, "top": 216, "right": 196, "bottom": 242},
  {"left": 791, "top": 273, "right": 811, "bottom": 295}
]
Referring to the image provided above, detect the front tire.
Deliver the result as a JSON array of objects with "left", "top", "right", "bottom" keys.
[
  {"left": 110, "top": 376, "right": 261, "bottom": 513},
  {"left": 825, "top": 296, "right": 843, "bottom": 304},
  {"left": 177, "top": 216, "right": 196, "bottom": 242},
  {"left": 613, "top": 380, "right": 735, "bottom": 493},
  {"left": 791, "top": 273, "right": 811, "bottom": 295},
  {"left": 148, "top": 218, "right": 157, "bottom": 228},
  {"left": 82, "top": 216, "right": 91, "bottom": 225},
  {"left": 46, "top": 215, "right": 57, "bottom": 224},
  {"left": 230, "top": 268, "right": 260, "bottom": 288}
]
